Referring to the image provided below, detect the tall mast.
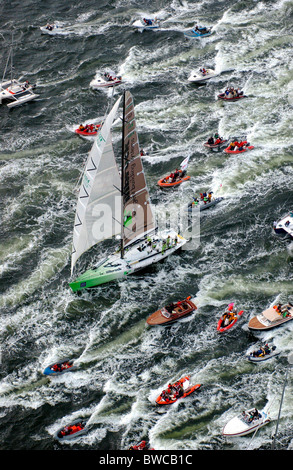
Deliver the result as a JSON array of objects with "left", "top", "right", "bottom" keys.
[{"left": 120, "top": 90, "right": 126, "bottom": 259}]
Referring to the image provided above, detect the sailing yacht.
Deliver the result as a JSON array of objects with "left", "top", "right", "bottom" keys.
[{"left": 69, "top": 91, "right": 187, "bottom": 293}]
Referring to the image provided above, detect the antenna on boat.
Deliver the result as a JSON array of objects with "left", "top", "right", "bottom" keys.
[
  {"left": 271, "top": 353, "right": 293, "bottom": 449},
  {"left": 120, "top": 90, "right": 126, "bottom": 259}
]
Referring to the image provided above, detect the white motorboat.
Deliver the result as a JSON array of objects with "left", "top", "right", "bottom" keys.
[
  {"left": 90, "top": 72, "right": 122, "bottom": 89},
  {"left": 69, "top": 91, "right": 187, "bottom": 293},
  {"left": 273, "top": 212, "right": 293, "bottom": 238},
  {"left": 132, "top": 18, "right": 160, "bottom": 31},
  {"left": 40, "top": 23, "right": 63, "bottom": 35},
  {"left": 188, "top": 68, "right": 218, "bottom": 84},
  {"left": 223, "top": 408, "right": 270, "bottom": 437}
]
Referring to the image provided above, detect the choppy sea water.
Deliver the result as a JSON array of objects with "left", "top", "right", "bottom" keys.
[{"left": 0, "top": 0, "right": 292, "bottom": 452}]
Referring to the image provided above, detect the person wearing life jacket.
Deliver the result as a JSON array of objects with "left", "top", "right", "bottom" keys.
[
  {"left": 207, "top": 136, "right": 214, "bottom": 145},
  {"left": 214, "top": 137, "right": 222, "bottom": 144}
]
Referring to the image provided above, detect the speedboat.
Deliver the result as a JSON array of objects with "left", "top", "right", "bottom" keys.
[
  {"left": 222, "top": 408, "right": 270, "bottom": 437},
  {"left": 146, "top": 296, "right": 197, "bottom": 326},
  {"left": 54, "top": 419, "right": 88, "bottom": 441},
  {"left": 273, "top": 212, "right": 293, "bottom": 238},
  {"left": 90, "top": 72, "right": 122, "bottom": 89},
  {"left": 247, "top": 344, "right": 280, "bottom": 363},
  {"left": 248, "top": 303, "right": 293, "bottom": 331},
  {"left": 156, "top": 376, "right": 201, "bottom": 405},
  {"left": 40, "top": 23, "right": 63, "bottom": 35},
  {"left": 217, "top": 303, "right": 244, "bottom": 333},
  {"left": 132, "top": 18, "right": 160, "bottom": 31},
  {"left": 184, "top": 26, "right": 212, "bottom": 38},
  {"left": 188, "top": 68, "right": 218, "bottom": 84},
  {"left": 43, "top": 358, "right": 75, "bottom": 376}
]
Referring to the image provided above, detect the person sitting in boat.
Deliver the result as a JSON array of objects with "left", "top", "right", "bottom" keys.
[
  {"left": 143, "top": 18, "right": 152, "bottom": 25},
  {"left": 208, "top": 192, "right": 213, "bottom": 202},
  {"left": 248, "top": 409, "right": 261, "bottom": 422},
  {"left": 207, "top": 136, "right": 214, "bottom": 145},
  {"left": 227, "top": 141, "right": 235, "bottom": 150},
  {"left": 214, "top": 136, "right": 222, "bottom": 145},
  {"left": 46, "top": 23, "right": 54, "bottom": 31},
  {"left": 173, "top": 169, "right": 180, "bottom": 181},
  {"left": 79, "top": 124, "right": 85, "bottom": 131},
  {"left": 200, "top": 67, "right": 207, "bottom": 75}
]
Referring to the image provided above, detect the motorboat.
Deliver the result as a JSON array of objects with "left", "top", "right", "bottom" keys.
[
  {"left": 188, "top": 68, "right": 218, "bottom": 84},
  {"left": 69, "top": 91, "right": 188, "bottom": 293},
  {"left": 132, "top": 18, "right": 160, "bottom": 31},
  {"left": 248, "top": 304, "right": 293, "bottom": 331},
  {"left": 90, "top": 72, "right": 122, "bottom": 89},
  {"left": 40, "top": 23, "right": 63, "bottom": 35},
  {"left": 273, "top": 212, "right": 293, "bottom": 238},
  {"left": 222, "top": 408, "right": 270, "bottom": 437},
  {"left": 247, "top": 344, "right": 280, "bottom": 363},
  {"left": 184, "top": 26, "right": 212, "bottom": 38},
  {"left": 146, "top": 296, "right": 197, "bottom": 326},
  {"left": 217, "top": 303, "right": 244, "bottom": 332},
  {"left": 156, "top": 376, "right": 201, "bottom": 405},
  {"left": 43, "top": 358, "right": 75, "bottom": 376},
  {"left": 54, "top": 419, "right": 88, "bottom": 441}
]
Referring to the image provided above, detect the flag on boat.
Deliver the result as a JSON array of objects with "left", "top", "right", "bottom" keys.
[{"left": 180, "top": 156, "right": 190, "bottom": 172}]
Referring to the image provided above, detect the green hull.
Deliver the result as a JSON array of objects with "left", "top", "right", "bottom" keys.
[{"left": 69, "top": 265, "right": 128, "bottom": 292}]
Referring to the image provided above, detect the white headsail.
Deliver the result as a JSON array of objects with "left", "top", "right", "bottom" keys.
[{"left": 71, "top": 96, "right": 122, "bottom": 273}]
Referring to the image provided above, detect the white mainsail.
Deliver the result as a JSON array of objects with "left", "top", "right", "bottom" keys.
[{"left": 71, "top": 96, "right": 122, "bottom": 273}]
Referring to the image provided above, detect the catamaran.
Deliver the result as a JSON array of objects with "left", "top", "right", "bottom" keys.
[
  {"left": 69, "top": 91, "right": 187, "bottom": 293},
  {"left": 0, "top": 37, "right": 38, "bottom": 108}
]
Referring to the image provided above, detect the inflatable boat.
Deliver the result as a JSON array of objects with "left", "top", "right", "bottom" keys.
[
  {"left": 156, "top": 376, "right": 201, "bottom": 405},
  {"left": 54, "top": 419, "right": 87, "bottom": 441},
  {"left": 217, "top": 304, "right": 244, "bottom": 332},
  {"left": 184, "top": 27, "right": 212, "bottom": 38},
  {"left": 187, "top": 196, "right": 224, "bottom": 212},
  {"left": 247, "top": 345, "right": 280, "bottom": 363},
  {"left": 204, "top": 139, "right": 227, "bottom": 150},
  {"left": 75, "top": 123, "right": 101, "bottom": 137},
  {"left": 146, "top": 297, "right": 197, "bottom": 326},
  {"left": 43, "top": 358, "right": 75, "bottom": 376},
  {"left": 224, "top": 145, "right": 254, "bottom": 154},
  {"left": 158, "top": 171, "right": 190, "bottom": 187},
  {"left": 217, "top": 92, "right": 246, "bottom": 102}
]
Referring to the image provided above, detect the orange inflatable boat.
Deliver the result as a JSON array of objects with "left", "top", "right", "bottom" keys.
[{"left": 156, "top": 376, "right": 201, "bottom": 405}]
